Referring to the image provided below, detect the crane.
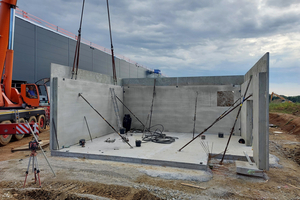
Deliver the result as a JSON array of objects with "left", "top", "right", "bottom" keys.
[{"left": 0, "top": 0, "right": 49, "bottom": 145}]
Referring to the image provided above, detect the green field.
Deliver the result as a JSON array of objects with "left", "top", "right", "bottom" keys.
[{"left": 269, "top": 102, "right": 300, "bottom": 114}]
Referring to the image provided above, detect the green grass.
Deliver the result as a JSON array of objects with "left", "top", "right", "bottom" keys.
[{"left": 269, "top": 102, "right": 300, "bottom": 114}]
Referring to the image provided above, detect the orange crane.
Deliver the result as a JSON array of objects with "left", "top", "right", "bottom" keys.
[
  {"left": 0, "top": 0, "right": 49, "bottom": 145},
  {"left": 270, "top": 92, "right": 294, "bottom": 103}
]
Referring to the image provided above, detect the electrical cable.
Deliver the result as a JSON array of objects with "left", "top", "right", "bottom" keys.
[{"left": 141, "top": 123, "right": 177, "bottom": 144}]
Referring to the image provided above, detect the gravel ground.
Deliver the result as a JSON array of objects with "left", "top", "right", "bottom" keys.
[{"left": 0, "top": 149, "right": 216, "bottom": 199}]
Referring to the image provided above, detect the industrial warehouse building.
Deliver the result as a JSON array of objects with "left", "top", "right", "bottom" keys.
[{"left": 12, "top": 13, "right": 150, "bottom": 84}]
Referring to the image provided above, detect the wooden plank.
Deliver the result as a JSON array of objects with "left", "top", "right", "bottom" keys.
[
  {"left": 181, "top": 183, "right": 206, "bottom": 190},
  {"left": 11, "top": 140, "right": 49, "bottom": 152}
]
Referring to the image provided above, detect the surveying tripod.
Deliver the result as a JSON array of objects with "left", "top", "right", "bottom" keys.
[{"left": 23, "top": 138, "right": 41, "bottom": 188}]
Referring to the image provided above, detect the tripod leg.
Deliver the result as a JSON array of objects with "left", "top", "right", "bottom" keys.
[
  {"left": 23, "top": 156, "right": 32, "bottom": 188},
  {"left": 33, "top": 155, "right": 37, "bottom": 183},
  {"left": 35, "top": 156, "right": 41, "bottom": 187}
]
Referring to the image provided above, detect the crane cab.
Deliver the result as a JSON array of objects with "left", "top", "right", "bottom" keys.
[{"left": 21, "top": 84, "right": 40, "bottom": 107}]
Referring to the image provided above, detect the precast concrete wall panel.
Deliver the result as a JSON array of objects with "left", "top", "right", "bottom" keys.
[
  {"left": 51, "top": 77, "right": 123, "bottom": 149},
  {"left": 123, "top": 76, "right": 244, "bottom": 87},
  {"left": 123, "top": 84, "right": 241, "bottom": 134},
  {"left": 240, "top": 78, "right": 253, "bottom": 146},
  {"left": 50, "top": 63, "right": 121, "bottom": 85},
  {"left": 240, "top": 52, "right": 269, "bottom": 170},
  {"left": 50, "top": 64, "right": 123, "bottom": 150}
]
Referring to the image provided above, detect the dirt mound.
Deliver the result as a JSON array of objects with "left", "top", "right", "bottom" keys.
[
  {"left": 269, "top": 113, "right": 300, "bottom": 136},
  {"left": 132, "top": 190, "right": 162, "bottom": 200},
  {"left": 17, "top": 189, "right": 91, "bottom": 200},
  {"left": 283, "top": 145, "right": 300, "bottom": 165},
  {"left": 2, "top": 181, "right": 162, "bottom": 200}
]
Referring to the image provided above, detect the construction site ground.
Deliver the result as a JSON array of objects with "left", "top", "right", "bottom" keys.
[{"left": 1, "top": 112, "right": 300, "bottom": 200}]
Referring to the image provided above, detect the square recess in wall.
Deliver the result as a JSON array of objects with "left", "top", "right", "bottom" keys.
[{"left": 217, "top": 91, "right": 234, "bottom": 107}]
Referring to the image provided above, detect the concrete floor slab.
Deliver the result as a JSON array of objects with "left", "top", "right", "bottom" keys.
[{"left": 51, "top": 132, "right": 253, "bottom": 171}]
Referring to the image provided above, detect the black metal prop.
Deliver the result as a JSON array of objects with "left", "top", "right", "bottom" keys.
[
  {"left": 149, "top": 79, "right": 156, "bottom": 129},
  {"left": 220, "top": 76, "right": 253, "bottom": 164},
  {"left": 84, "top": 116, "right": 92, "bottom": 142},
  {"left": 78, "top": 93, "right": 133, "bottom": 148},
  {"left": 178, "top": 94, "right": 253, "bottom": 151},
  {"left": 115, "top": 95, "right": 145, "bottom": 128}
]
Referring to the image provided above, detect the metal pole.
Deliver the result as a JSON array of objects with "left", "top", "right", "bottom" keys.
[
  {"left": 71, "top": 0, "right": 85, "bottom": 79},
  {"left": 178, "top": 94, "right": 253, "bottom": 151},
  {"left": 149, "top": 79, "right": 156, "bottom": 129},
  {"left": 106, "top": 0, "right": 117, "bottom": 85},
  {"left": 220, "top": 76, "right": 253, "bottom": 164},
  {"left": 26, "top": 121, "right": 56, "bottom": 177},
  {"left": 52, "top": 118, "right": 59, "bottom": 150},
  {"left": 115, "top": 95, "right": 145, "bottom": 128},
  {"left": 84, "top": 116, "right": 93, "bottom": 142},
  {"left": 192, "top": 92, "right": 198, "bottom": 138},
  {"left": 78, "top": 93, "right": 133, "bottom": 148}
]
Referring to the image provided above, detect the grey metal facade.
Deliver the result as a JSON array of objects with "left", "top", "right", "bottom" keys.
[{"left": 12, "top": 17, "right": 148, "bottom": 84}]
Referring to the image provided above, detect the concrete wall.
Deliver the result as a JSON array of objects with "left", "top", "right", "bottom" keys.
[
  {"left": 241, "top": 53, "right": 269, "bottom": 170},
  {"left": 123, "top": 76, "right": 244, "bottom": 87},
  {"left": 123, "top": 76, "right": 244, "bottom": 134},
  {"left": 50, "top": 63, "right": 122, "bottom": 85},
  {"left": 50, "top": 64, "right": 123, "bottom": 150},
  {"left": 13, "top": 17, "right": 148, "bottom": 84}
]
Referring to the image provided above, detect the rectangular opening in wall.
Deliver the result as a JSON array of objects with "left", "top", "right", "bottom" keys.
[{"left": 217, "top": 91, "right": 234, "bottom": 106}]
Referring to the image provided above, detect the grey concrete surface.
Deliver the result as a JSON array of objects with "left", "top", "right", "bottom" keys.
[
  {"left": 240, "top": 53, "right": 269, "bottom": 170},
  {"left": 245, "top": 100, "right": 253, "bottom": 146},
  {"left": 244, "top": 53, "right": 269, "bottom": 82},
  {"left": 139, "top": 168, "right": 212, "bottom": 182},
  {"left": 252, "top": 72, "right": 269, "bottom": 170},
  {"left": 50, "top": 63, "right": 122, "bottom": 85},
  {"left": 123, "top": 84, "right": 241, "bottom": 135},
  {"left": 49, "top": 53, "right": 269, "bottom": 172},
  {"left": 51, "top": 132, "right": 253, "bottom": 171},
  {"left": 50, "top": 77, "right": 123, "bottom": 150},
  {"left": 236, "top": 161, "right": 264, "bottom": 178},
  {"left": 122, "top": 75, "right": 244, "bottom": 86}
]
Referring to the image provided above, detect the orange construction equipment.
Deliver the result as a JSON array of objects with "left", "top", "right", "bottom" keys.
[
  {"left": 270, "top": 92, "right": 293, "bottom": 103},
  {"left": 0, "top": 0, "right": 49, "bottom": 145}
]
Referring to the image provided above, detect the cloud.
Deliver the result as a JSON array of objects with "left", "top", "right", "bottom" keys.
[
  {"left": 16, "top": 0, "right": 300, "bottom": 96},
  {"left": 270, "top": 83, "right": 300, "bottom": 97}
]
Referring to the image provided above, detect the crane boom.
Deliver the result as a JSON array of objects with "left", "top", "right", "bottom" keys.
[{"left": 0, "top": 0, "right": 19, "bottom": 107}]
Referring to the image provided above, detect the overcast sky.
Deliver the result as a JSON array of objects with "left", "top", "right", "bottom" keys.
[{"left": 17, "top": 0, "right": 300, "bottom": 96}]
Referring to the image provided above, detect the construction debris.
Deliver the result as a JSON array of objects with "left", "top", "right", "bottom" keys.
[
  {"left": 235, "top": 161, "right": 264, "bottom": 178},
  {"left": 105, "top": 138, "right": 116, "bottom": 143},
  {"left": 11, "top": 140, "right": 49, "bottom": 152},
  {"left": 181, "top": 183, "right": 206, "bottom": 190}
]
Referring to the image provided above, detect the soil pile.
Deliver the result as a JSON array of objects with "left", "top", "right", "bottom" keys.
[{"left": 269, "top": 113, "right": 300, "bottom": 135}]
